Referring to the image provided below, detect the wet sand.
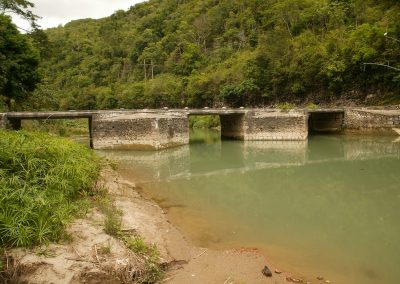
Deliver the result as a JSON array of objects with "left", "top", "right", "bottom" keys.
[{"left": 7, "top": 168, "right": 291, "bottom": 284}]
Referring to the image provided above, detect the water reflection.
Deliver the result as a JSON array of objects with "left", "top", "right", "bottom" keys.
[
  {"left": 98, "top": 133, "right": 400, "bottom": 183},
  {"left": 97, "top": 131, "right": 400, "bottom": 284}
]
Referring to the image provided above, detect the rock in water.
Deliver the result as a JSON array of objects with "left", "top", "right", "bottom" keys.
[{"left": 262, "top": 265, "right": 273, "bottom": 277}]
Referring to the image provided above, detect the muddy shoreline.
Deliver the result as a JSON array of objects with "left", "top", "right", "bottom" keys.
[
  {"left": 104, "top": 168, "right": 291, "bottom": 283},
  {"left": 6, "top": 169, "right": 302, "bottom": 283}
]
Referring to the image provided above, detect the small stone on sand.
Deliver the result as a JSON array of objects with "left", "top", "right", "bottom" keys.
[{"left": 262, "top": 265, "right": 273, "bottom": 277}]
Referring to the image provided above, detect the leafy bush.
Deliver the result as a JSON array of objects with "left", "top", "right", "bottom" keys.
[
  {"left": 278, "top": 102, "right": 296, "bottom": 111},
  {"left": 0, "top": 131, "right": 100, "bottom": 247},
  {"left": 305, "top": 103, "right": 319, "bottom": 110},
  {"left": 189, "top": 115, "right": 220, "bottom": 129}
]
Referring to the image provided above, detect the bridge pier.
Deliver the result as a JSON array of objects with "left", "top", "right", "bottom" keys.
[
  {"left": 345, "top": 109, "right": 400, "bottom": 133},
  {"left": 244, "top": 111, "right": 308, "bottom": 140},
  {"left": 0, "top": 114, "right": 21, "bottom": 130},
  {"left": 0, "top": 113, "right": 7, "bottom": 129},
  {"left": 91, "top": 112, "right": 189, "bottom": 150},
  {"left": 88, "top": 117, "right": 94, "bottom": 149}
]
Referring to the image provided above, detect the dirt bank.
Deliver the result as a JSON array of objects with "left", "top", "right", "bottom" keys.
[{"left": 4, "top": 169, "right": 294, "bottom": 284}]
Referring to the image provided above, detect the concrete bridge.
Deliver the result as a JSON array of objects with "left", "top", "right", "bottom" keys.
[{"left": 1, "top": 108, "right": 399, "bottom": 150}]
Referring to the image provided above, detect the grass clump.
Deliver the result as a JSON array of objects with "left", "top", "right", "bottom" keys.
[
  {"left": 122, "top": 235, "right": 163, "bottom": 284},
  {"left": 92, "top": 189, "right": 122, "bottom": 237},
  {"left": 305, "top": 102, "right": 319, "bottom": 110},
  {"left": 277, "top": 102, "right": 296, "bottom": 111},
  {"left": 22, "top": 119, "right": 89, "bottom": 137},
  {"left": 96, "top": 194, "right": 163, "bottom": 283},
  {"left": 0, "top": 130, "right": 100, "bottom": 248}
]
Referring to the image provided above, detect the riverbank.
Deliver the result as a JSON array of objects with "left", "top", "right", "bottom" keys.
[
  {"left": 4, "top": 166, "right": 294, "bottom": 283},
  {"left": 102, "top": 169, "right": 290, "bottom": 284}
]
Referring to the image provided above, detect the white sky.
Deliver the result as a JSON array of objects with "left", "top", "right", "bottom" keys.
[{"left": 11, "top": 0, "right": 146, "bottom": 31}]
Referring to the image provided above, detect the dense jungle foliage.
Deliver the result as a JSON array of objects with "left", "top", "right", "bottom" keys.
[{"left": 7, "top": 0, "right": 400, "bottom": 110}]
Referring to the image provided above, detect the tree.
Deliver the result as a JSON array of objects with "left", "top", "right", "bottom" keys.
[
  {"left": 0, "top": 15, "right": 40, "bottom": 110},
  {"left": 0, "top": 0, "right": 38, "bottom": 28},
  {"left": 28, "top": 0, "right": 400, "bottom": 110}
]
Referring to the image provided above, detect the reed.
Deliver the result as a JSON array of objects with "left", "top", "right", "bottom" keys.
[{"left": 0, "top": 130, "right": 100, "bottom": 247}]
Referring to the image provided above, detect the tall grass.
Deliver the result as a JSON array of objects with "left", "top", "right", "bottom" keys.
[
  {"left": 22, "top": 119, "right": 89, "bottom": 137},
  {"left": 0, "top": 130, "right": 100, "bottom": 247}
]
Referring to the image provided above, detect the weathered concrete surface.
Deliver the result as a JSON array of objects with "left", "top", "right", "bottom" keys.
[
  {"left": 308, "top": 110, "right": 344, "bottom": 132},
  {"left": 3, "top": 107, "right": 400, "bottom": 150},
  {"left": 91, "top": 112, "right": 189, "bottom": 150},
  {"left": 0, "top": 113, "right": 7, "bottom": 129},
  {"left": 0, "top": 113, "right": 21, "bottom": 130},
  {"left": 244, "top": 110, "right": 308, "bottom": 141},
  {"left": 345, "top": 109, "right": 400, "bottom": 133},
  {"left": 5, "top": 110, "right": 96, "bottom": 119}
]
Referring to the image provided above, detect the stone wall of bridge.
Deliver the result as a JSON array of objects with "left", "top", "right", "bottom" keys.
[
  {"left": 90, "top": 110, "right": 310, "bottom": 149},
  {"left": 243, "top": 111, "right": 308, "bottom": 141},
  {"left": 345, "top": 109, "right": 400, "bottom": 132},
  {"left": 91, "top": 111, "right": 189, "bottom": 150},
  {"left": 0, "top": 113, "right": 7, "bottom": 129},
  {"left": 2, "top": 108, "right": 399, "bottom": 151}
]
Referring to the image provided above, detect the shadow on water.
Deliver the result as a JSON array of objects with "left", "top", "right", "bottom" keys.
[{"left": 97, "top": 129, "right": 400, "bottom": 284}]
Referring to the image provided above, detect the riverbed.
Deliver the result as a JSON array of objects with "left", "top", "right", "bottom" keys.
[{"left": 97, "top": 129, "right": 400, "bottom": 284}]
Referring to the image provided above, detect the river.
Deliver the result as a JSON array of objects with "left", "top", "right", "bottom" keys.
[{"left": 96, "top": 129, "right": 400, "bottom": 284}]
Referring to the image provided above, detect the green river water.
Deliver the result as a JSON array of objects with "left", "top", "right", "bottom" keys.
[{"left": 97, "top": 130, "right": 400, "bottom": 284}]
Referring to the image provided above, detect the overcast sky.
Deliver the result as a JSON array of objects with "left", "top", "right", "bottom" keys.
[{"left": 12, "top": 0, "right": 146, "bottom": 31}]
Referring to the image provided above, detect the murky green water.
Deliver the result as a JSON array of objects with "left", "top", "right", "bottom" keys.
[{"left": 97, "top": 130, "right": 400, "bottom": 284}]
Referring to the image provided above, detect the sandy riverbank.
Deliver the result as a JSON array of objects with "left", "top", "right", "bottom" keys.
[{"left": 5, "top": 168, "right": 296, "bottom": 284}]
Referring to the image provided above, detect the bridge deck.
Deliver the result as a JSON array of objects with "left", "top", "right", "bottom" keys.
[
  {"left": 6, "top": 111, "right": 100, "bottom": 120},
  {"left": 308, "top": 109, "right": 345, "bottom": 113},
  {"left": 4, "top": 108, "right": 350, "bottom": 120}
]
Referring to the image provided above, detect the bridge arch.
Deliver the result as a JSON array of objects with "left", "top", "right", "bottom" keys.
[
  {"left": 3, "top": 111, "right": 96, "bottom": 148},
  {"left": 188, "top": 112, "right": 246, "bottom": 140}
]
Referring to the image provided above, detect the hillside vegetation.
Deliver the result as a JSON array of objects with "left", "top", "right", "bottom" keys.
[{"left": 29, "top": 0, "right": 400, "bottom": 110}]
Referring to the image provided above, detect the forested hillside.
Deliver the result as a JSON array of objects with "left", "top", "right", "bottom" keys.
[{"left": 29, "top": 0, "right": 400, "bottom": 110}]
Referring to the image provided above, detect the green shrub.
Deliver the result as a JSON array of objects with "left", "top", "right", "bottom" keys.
[
  {"left": 278, "top": 102, "right": 296, "bottom": 111},
  {"left": 122, "top": 235, "right": 163, "bottom": 284},
  {"left": 0, "top": 130, "right": 100, "bottom": 247},
  {"left": 305, "top": 103, "right": 319, "bottom": 110},
  {"left": 22, "top": 119, "right": 89, "bottom": 137},
  {"left": 189, "top": 115, "right": 220, "bottom": 129}
]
